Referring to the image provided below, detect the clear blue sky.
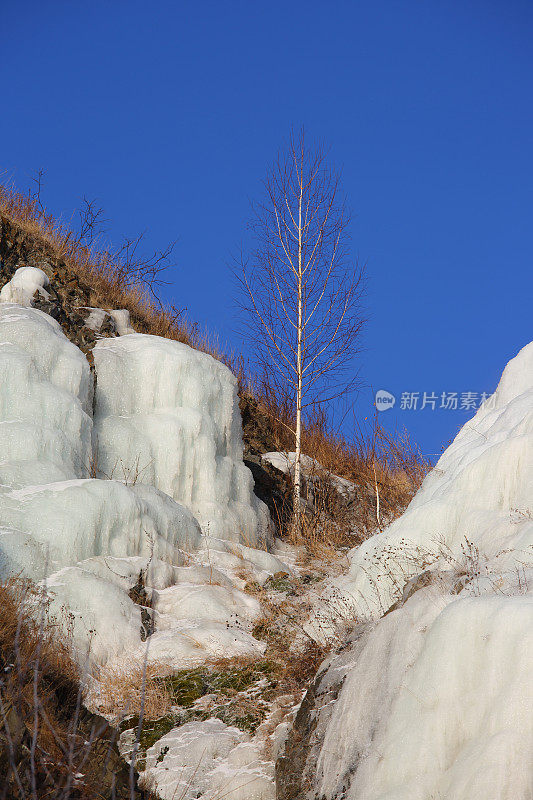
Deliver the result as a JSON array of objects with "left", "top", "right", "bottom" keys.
[{"left": 2, "top": 0, "right": 532, "bottom": 459}]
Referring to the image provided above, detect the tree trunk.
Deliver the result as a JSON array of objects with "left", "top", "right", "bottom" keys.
[{"left": 293, "top": 185, "right": 303, "bottom": 532}]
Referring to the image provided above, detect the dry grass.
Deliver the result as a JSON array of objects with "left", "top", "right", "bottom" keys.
[
  {"left": 95, "top": 660, "right": 174, "bottom": 722},
  {"left": 276, "top": 640, "right": 327, "bottom": 693},
  {"left": 0, "top": 181, "right": 225, "bottom": 359},
  {"left": 251, "top": 386, "right": 431, "bottom": 549},
  {"left": 0, "top": 577, "right": 146, "bottom": 799},
  {"left": 0, "top": 579, "right": 81, "bottom": 777}
]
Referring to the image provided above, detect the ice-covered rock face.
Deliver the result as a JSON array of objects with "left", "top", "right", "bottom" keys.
[
  {"left": 296, "top": 341, "right": 533, "bottom": 800},
  {"left": 93, "top": 334, "right": 271, "bottom": 545},
  {"left": 331, "top": 339, "right": 533, "bottom": 618},
  {"left": 295, "top": 586, "right": 533, "bottom": 800},
  {"left": 0, "top": 303, "right": 274, "bottom": 668},
  {"left": 0, "top": 304, "right": 93, "bottom": 485}
]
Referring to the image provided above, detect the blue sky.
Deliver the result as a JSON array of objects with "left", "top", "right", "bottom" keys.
[{"left": 2, "top": 0, "right": 532, "bottom": 459}]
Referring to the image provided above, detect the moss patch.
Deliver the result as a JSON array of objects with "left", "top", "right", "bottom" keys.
[
  {"left": 265, "top": 572, "right": 298, "bottom": 595},
  {"left": 121, "top": 659, "right": 283, "bottom": 764},
  {"left": 157, "top": 659, "right": 280, "bottom": 706}
]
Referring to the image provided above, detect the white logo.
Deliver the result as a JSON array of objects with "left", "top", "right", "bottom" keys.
[{"left": 375, "top": 389, "right": 396, "bottom": 412}]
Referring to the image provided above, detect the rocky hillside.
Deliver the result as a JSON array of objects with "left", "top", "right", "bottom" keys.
[
  {"left": 2, "top": 193, "right": 529, "bottom": 800},
  {"left": 0, "top": 202, "right": 359, "bottom": 799}
]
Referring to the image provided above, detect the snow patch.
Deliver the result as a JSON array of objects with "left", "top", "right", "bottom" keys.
[{"left": 0, "top": 267, "right": 50, "bottom": 306}]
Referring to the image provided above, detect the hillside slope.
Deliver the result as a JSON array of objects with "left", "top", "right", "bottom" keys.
[{"left": 0, "top": 185, "right": 434, "bottom": 800}]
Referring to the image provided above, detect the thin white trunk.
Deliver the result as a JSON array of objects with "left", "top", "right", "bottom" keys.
[
  {"left": 293, "top": 184, "right": 303, "bottom": 530},
  {"left": 372, "top": 458, "right": 381, "bottom": 530}
]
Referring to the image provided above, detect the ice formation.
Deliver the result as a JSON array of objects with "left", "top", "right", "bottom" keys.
[
  {"left": 0, "top": 304, "right": 92, "bottom": 485},
  {"left": 80, "top": 307, "right": 109, "bottom": 332},
  {"left": 46, "top": 567, "right": 144, "bottom": 665},
  {"left": 107, "top": 308, "right": 135, "bottom": 335},
  {"left": 311, "top": 584, "right": 533, "bottom": 800},
  {"left": 0, "top": 302, "right": 276, "bottom": 671},
  {"left": 93, "top": 334, "right": 270, "bottom": 544},
  {"left": 328, "top": 340, "right": 533, "bottom": 618},
  {"left": 124, "top": 619, "right": 267, "bottom": 669},
  {"left": 101, "top": 532, "right": 291, "bottom": 670},
  {"left": 0, "top": 266, "right": 50, "bottom": 306},
  {"left": 0, "top": 480, "right": 200, "bottom": 577},
  {"left": 193, "top": 536, "right": 290, "bottom": 587},
  {"left": 304, "top": 340, "right": 533, "bottom": 800},
  {"left": 79, "top": 306, "right": 136, "bottom": 335},
  {"left": 153, "top": 583, "right": 262, "bottom": 627}
]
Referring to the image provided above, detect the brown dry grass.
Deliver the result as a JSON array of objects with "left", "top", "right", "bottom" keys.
[
  {"left": 0, "top": 577, "right": 142, "bottom": 799},
  {"left": 0, "top": 182, "right": 224, "bottom": 359},
  {"left": 0, "top": 579, "right": 81, "bottom": 773},
  {"left": 252, "top": 386, "right": 431, "bottom": 549},
  {"left": 278, "top": 639, "right": 327, "bottom": 692},
  {"left": 95, "top": 660, "right": 174, "bottom": 722}
]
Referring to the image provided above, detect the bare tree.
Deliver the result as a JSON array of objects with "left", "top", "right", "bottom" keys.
[{"left": 239, "top": 128, "right": 365, "bottom": 529}]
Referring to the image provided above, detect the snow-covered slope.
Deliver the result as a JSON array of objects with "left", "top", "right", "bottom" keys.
[{"left": 292, "top": 341, "right": 533, "bottom": 800}]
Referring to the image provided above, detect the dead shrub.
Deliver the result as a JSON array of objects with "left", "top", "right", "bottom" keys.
[{"left": 278, "top": 640, "right": 327, "bottom": 693}]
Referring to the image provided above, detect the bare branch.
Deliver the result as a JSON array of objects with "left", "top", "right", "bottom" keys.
[
  {"left": 75, "top": 196, "right": 109, "bottom": 246},
  {"left": 111, "top": 231, "right": 177, "bottom": 301}
]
